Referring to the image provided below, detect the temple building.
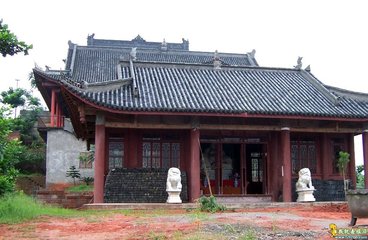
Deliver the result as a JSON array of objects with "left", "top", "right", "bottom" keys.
[{"left": 34, "top": 35, "right": 368, "bottom": 203}]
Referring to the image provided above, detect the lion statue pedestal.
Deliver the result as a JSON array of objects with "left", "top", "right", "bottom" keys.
[
  {"left": 166, "top": 167, "right": 182, "bottom": 204},
  {"left": 296, "top": 168, "right": 316, "bottom": 202}
]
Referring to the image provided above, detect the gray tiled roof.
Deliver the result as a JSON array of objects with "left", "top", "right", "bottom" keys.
[
  {"left": 44, "top": 63, "right": 368, "bottom": 118},
  {"left": 68, "top": 46, "right": 256, "bottom": 83}
]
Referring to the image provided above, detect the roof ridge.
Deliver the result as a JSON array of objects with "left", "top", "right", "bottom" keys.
[
  {"left": 300, "top": 70, "right": 340, "bottom": 106},
  {"left": 128, "top": 60, "right": 303, "bottom": 72},
  {"left": 76, "top": 44, "right": 251, "bottom": 57}
]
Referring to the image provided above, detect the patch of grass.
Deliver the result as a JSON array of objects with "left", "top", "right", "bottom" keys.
[
  {"left": 66, "top": 184, "right": 93, "bottom": 193},
  {"left": 0, "top": 192, "right": 79, "bottom": 224}
]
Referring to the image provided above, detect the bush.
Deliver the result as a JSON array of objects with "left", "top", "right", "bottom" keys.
[
  {"left": 356, "top": 165, "right": 364, "bottom": 189},
  {"left": 0, "top": 168, "right": 18, "bottom": 196},
  {"left": 82, "top": 177, "right": 94, "bottom": 186},
  {"left": 199, "top": 195, "right": 226, "bottom": 213},
  {"left": 0, "top": 139, "right": 23, "bottom": 196}
]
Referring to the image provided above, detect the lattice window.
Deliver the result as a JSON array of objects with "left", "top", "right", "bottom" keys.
[
  {"left": 291, "top": 143, "right": 299, "bottom": 173},
  {"left": 152, "top": 143, "right": 161, "bottom": 168},
  {"left": 291, "top": 139, "right": 317, "bottom": 174},
  {"left": 142, "top": 137, "right": 181, "bottom": 169},
  {"left": 162, "top": 143, "right": 170, "bottom": 168},
  {"left": 251, "top": 152, "right": 262, "bottom": 182},
  {"left": 142, "top": 142, "right": 151, "bottom": 168},
  {"left": 108, "top": 139, "right": 124, "bottom": 170},
  {"left": 171, "top": 143, "right": 180, "bottom": 168}
]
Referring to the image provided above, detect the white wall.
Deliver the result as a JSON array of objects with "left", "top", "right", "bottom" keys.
[{"left": 46, "top": 129, "right": 93, "bottom": 185}]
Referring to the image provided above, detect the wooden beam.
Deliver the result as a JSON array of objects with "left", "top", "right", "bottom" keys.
[
  {"left": 105, "top": 121, "right": 192, "bottom": 129},
  {"left": 104, "top": 121, "right": 362, "bottom": 133}
]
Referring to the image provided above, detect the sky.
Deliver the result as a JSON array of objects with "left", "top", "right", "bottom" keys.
[{"left": 0, "top": 0, "right": 367, "bottom": 165}]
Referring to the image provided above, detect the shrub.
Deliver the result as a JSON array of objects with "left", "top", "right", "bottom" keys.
[
  {"left": 199, "top": 195, "right": 226, "bottom": 213},
  {"left": 337, "top": 151, "right": 350, "bottom": 192},
  {"left": 66, "top": 165, "right": 80, "bottom": 185},
  {"left": 0, "top": 139, "right": 23, "bottom": 196},
  {"left": 356, "top": 165, "right": 364, "bottom": 189},
  {"left": 82, "top": 176, "right": 94, "bottom": 186}
]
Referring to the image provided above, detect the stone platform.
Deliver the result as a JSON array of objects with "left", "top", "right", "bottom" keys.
[{"left": 82, "top": 201, "right": 346, "bottom": 210}]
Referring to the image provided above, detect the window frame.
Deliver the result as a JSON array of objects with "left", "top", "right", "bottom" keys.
[
  {"left": 142, "top": 135, "right": 182, "bottom": 169},
  {"left": 291, "top": 138, "right": 318, "bottom": 175}
]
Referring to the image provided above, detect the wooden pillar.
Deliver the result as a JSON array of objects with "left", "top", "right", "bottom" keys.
[
  {"left": 281, "top": 127, "right": 292, "bottom": 202},
  {"left": 363, "top": 130, "right": 368, "bottom": 188},
  {"left": 127, "top": 129, "right": 139, "bottom": 168},
  {"left": 60, "top": 108, "right": 64, "bottom": 127},
  {"left": 321, "top": 134, "right": 330, "bottom": 180},
  {"left": 55, "top": 101, "right": 59, "bottom": 127},
  {"left": 50, "top": 89, "right": 56, "bottom": 127},
  {"left": 94, "top": 113, "right": 106, "bottom": 203},
  {"left": 188, "top": 129, "right": 200, "bottom": 202},
  {"left": 348, "top": 134, "right": 356, "bottom": 188}
]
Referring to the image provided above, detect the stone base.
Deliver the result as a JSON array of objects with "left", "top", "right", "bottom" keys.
[
  {"left": 167, "top": 191, "right": 182, "bottom": 204},
  {"left": 296, "top": 189, "right": 316, "bottom": 202}
]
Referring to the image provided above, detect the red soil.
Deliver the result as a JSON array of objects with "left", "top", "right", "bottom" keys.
[{"left": 1, "top": 204, "right": 367, "bottom": 240}]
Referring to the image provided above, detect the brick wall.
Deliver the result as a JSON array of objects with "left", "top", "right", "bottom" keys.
[
  {"left": 104, "top": 168, "right": 188, "bottom": 203},
  {"left": 37, "top": 190, "right": 93, "bottom": 208}
]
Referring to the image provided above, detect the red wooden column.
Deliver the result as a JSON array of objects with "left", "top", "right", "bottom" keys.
[
  {"left": 321, "top": 134, "right": 330, "bottom": 180},
  {"left": 363, "top": 130, "right": 368, "bottom": 188},
  {"left": 188, "top": 129, "right": 200, "bottom": 202},
  {"left": 281, "top": 127, "right": 292, "bottom": 202},
  {"left": 348, "top": 134, "right": 356, "bottom": 188},
  {"left": 55, "top": 101, "right": 60, "bottom": 127},
  {"left": 50, "top": 89, "right": 56, "bottom": 127},
  {"left": 94, "top": 113, "right": 106, "bottom": 203}
]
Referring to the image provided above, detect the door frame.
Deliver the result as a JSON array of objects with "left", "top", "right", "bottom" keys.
[{"left": 200, "top": 140, "right": 268, "bottom": 196}]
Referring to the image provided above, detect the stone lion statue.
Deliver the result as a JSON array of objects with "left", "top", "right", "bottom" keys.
[
  {"left": 166, "top": 167, "right": 182, "bottom": 191},
  {"left": 296, "top": 168, "right": 314, "bottom": 190}
]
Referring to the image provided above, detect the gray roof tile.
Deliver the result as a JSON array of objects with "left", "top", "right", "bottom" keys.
[
  {"left": 43, "top": 63, "right": 368, "bottom": 118},
  {"left": 68, "top": 46, "right": 256, "bottom": 83}
]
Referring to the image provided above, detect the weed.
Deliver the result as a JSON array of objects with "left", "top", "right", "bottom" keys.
[
  {"left": 198, "top": 195, "right": 226, "bottom": 213},
  {"left": 224, "top": 223, "right": 236, "bottom": 233},
  {"left": 240, "top": 228, "right": 257, "bottom": 240},
  {"left": 148, "top": 231, "right": 167, "bottom": 240}
]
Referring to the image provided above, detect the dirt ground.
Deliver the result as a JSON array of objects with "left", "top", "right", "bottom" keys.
[{"left": 1, "top": 204, "right": 368, "bottom": 240}]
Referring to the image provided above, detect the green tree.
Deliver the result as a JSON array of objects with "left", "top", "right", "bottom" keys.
[
  {"left": 0, "top": 88, "right": 45, "bottom": 174},
  {"left": 0, "top": 19, "right": 32, "bottom": 57},
  {"left": 28, "top": 72, "right": 37, "bottom": 89},
  {"left": 356, "top": 165, "right": 364, "bottom": 189},
  {"left": 0, "top": 108, "right": 25, "bottom": 196},
  {"left": 0, "top": 88, "right": 34, "bottom": 109},
  {"left": 337, "top": 151, "right": 350, "bottom": 193},
  {"left": 66, "top": 166, "right": 80, "bottom": 186}
]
